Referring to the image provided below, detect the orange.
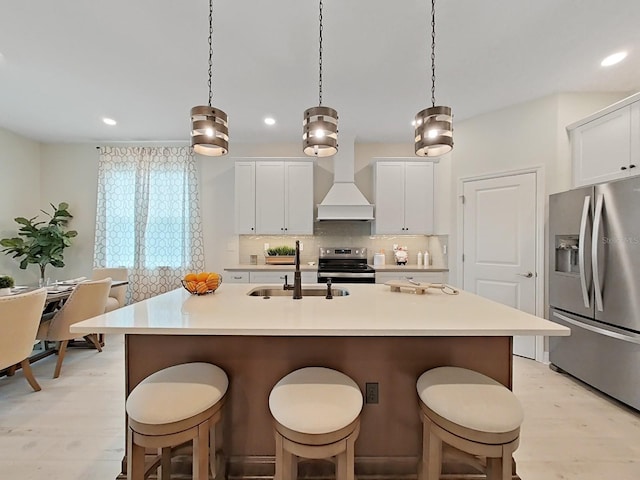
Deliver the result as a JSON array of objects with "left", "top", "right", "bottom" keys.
[
  {"left": 185, "top": 281, "right": 197, "bottom": 293},
  {"left": 196, "top": 281, "right": 209, "bottom": 294},
  {"left": 184, "top": 273, "right": 197, "bottom": 282},
  {"left": 205, "top": 276, "right": 219, "bottom": 290},
  {"left": 196, "top": 272, "right": 209, "bottom": 282}
]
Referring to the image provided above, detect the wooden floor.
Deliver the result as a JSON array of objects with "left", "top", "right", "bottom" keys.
[{"left": 0, "top": 335, "right": 639, "bottom": 480}]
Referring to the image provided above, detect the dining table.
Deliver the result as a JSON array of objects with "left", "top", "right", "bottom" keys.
[{"left": 0, "top": 279, "right": 129, "bottom": 377}]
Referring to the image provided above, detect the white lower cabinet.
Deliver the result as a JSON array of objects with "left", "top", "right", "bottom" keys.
[
  {"left": 375, "top": 271, "right": 447, "bottom": 284},
  {"left": 250, "top": 271, "right": 317, "bottom": 284},
  {"left": 224, "top": 272, "right": 250, "bottom": 283}
]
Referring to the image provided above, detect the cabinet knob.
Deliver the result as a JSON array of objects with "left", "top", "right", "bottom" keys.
[
  {"left": 621, "top": 166, "right": 628, "bottom": 170},
  {"left": 251, "top": 227, "right": 254, "bottom": 231},
  {"left": 630, "top": 164, "right": 637, "bottom": 169}
]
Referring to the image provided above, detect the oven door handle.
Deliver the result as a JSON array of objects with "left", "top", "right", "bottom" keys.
[{"left": 318, "top": 272, "right": 375, "bottom": 278}]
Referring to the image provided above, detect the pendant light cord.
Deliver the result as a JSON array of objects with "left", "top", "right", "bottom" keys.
[
  {"left": 208, "top": 0, "right": 214, "bottom": 107},
  {"left": 318, "top": 0, "right": 324, "bottom": 106},
  {"left": 430, "top": 0, "right": 436, "bottom": 108}
]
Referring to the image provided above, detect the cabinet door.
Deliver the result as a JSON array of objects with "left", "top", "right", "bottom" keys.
[
  {"left": 631, "top": 102, "right": 640, "bottom": 176},
  {"left": 572, "top": 106, "right": 632, "bottom": 187},
  {"left": 375, "top": 162, "right": 406, "bottom": 234},
  {"left": 284, "top": 162, "right": 314, "bottom": 234},
  {"left": 404, "top": 162, "right": 434, "bottom": 234},
  {"left": 234, "top": 162, "right": 256, "bottom": 234},
  {"left": 255, "top": 162, "right": 285, "bottom": 234},
  {"left": 224, "top": 271, "right": 250, "bottom": 283}
]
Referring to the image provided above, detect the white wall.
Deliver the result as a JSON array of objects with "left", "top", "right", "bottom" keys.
[
  {"left": 448, "top": 92, "right": 630, "bottom": 314},
  {"left": 0, "top": 127, "right": 41, "bottom": 283},
  {"left": 39, "top": 144, "right": 100, "bottom": 281}
]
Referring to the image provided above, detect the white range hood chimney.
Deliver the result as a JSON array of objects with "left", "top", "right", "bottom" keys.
[{"left": 317, "top": 139, "right": 374, "bottom": 221}]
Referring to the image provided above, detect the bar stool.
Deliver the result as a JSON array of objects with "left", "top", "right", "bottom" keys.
[
  {"left": 269, "top": 367, "right": 363, "bottom": 480},
  {"left": 126, "top": 362, "right": 228, "bottom": 480},
  {"left": 416, "top": 366, "right": 524, "bottom": 480}
]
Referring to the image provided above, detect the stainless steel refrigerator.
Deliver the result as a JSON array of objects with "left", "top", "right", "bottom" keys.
[{"left": 548, "top": 175, "right": 640, "bottom": 411}]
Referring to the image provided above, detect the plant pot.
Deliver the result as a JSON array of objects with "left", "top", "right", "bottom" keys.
[
  {"left": 0, "top": 288, "right": 11, "bottom": 296},
  {"left": 265, "top": 255, "right": 296, "bottom": 265}
]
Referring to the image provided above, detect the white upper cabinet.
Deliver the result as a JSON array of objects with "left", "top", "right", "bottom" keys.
[
  {"left": 234, "top": 161, "right": 256, "bottom": 234},
  {"left": 374, "top": 160, "right": 435, "bottom": 234},
  {"left": 236, "top": 160, "right": 313, "bottom": 235},
  {"left": 569, "top": 94, "right": 640, "bottom": 187}
]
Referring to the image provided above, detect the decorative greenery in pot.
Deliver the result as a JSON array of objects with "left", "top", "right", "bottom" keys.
[
  {"left": 265, "top": 245, "right": 296, "bottom": 265},
  {"left": 0, "top": 275, "right": 15, "bottom": 296},
  {"left": 266, "top": 246, "right": 296, "bottom": 256},
  {"left": 0, "top": 203, "right": 78, "bottom": 283}
]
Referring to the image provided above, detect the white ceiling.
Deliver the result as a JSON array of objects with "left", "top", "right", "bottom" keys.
[{"left": 0, "top": 0, "right": 639, "bottom": 146}]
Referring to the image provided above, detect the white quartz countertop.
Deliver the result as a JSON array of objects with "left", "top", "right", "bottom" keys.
[
  {"left": 71, "top": 284, "right": 569, "bottom": 337},
  {"left": 372, "top": 265, "right": 448, "bottom": 272},
  {"left": 223, "top": 264, "right": 448, "bottom": 272}
]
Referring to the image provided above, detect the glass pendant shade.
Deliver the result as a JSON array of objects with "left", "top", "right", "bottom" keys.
[
  {"left": 414, "top": 105, "right": 453, "bottom": 157},
  {"left": 303, "top": 106, "right": 339, "bottom": 157},
  {"left": 190, "top": 106, "right": 229, "bottom": 156}
]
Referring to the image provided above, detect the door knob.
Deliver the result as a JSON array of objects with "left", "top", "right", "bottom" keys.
[{"left": 517, "top": 271, "right": 534, "bottom": 278}]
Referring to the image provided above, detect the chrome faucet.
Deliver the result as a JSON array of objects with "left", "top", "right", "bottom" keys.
[{"left": 293, "top": 240, "right": 302, "bottom": 299}]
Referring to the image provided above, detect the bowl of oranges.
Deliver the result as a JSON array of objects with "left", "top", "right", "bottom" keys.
[{"left": 182, "top": 272, "right": 222, "bottom": 295}]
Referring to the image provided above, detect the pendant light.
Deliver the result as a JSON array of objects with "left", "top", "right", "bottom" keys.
[
  {"left": 414, "top": 0, "right": 453, "bottom": 157},
  {"left": 303, "top": 0, "right": 338, "bottom": 157},
  {"left": 190, "top": 0, "right": 229, "bottom": 156}
]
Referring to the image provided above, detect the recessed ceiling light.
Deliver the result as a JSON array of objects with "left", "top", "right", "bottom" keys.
[
  {"left": 264, "top": 117, "right": 276, "bottom": 126},
  {"left": 601, "top": 51, "right": 627, "bottom": 67},
  {"left": 102, "top": 117, "right": 117, "bottom": 126}
]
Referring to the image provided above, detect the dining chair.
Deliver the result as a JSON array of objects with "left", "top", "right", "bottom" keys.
[
  {"left": 92, "top": 267, "right": 128, "bottom": 312},
  {"left": 36, "top": 277, "right": 111, "bottom": 378},
  {"left": 0, "top": 288, "right": 48, "bottom": 392}
]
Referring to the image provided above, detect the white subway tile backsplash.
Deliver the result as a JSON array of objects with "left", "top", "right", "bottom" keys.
[{"left": 238, "top": 223, "right": 448, "bottom": 267}]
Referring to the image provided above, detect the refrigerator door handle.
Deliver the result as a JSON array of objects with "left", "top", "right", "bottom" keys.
[
  {"left": 552, "top": 311, "right": 640, "bottom": 345},
  {"left": 578, "top": 195, "right": 591, "bottom": 308},
  {"left": 592, "top": 194, "right": 604, "bottom": 312}
]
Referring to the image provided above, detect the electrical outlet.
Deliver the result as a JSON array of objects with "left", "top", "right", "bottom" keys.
[{"left": 365, "top": 383, "right": 379, "bottom": 404}]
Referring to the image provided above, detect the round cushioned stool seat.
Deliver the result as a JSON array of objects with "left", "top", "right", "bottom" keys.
[
  {"left": 417, "top": 366, "right": 523, "bottom": 434},
  {"left": 269, "top": 367, "right": 363, "bottom": 435},
  {"left": 126, "top": 362, "right": 228, "bottom": 480},
  {"left": 127, "top": 362, "right": 228, "bottom": 428}
]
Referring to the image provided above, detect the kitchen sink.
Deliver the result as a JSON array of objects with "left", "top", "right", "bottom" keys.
[{"left": 247, "top": 286, "right": 349, "bottom": 297}]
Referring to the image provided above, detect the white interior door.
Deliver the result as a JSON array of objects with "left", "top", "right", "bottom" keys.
[{"left": 462, "top": 172, "right": 537, "bottom": 358}]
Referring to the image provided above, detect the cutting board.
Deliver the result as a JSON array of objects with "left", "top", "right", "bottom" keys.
[{"left": 384, "top": 281, "right": 459, "bottom": 295}]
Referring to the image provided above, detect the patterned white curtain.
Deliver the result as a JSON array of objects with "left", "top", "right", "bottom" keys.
[{"left": 94, "top": 146, "right": 205, "bottom": 302}]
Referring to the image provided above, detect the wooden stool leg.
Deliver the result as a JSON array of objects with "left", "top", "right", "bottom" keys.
[
  {"left": 160, "top": 447, "right": 171, "bottom": 480},
  {"left": 20, "top": 359, "right": 41, "bottom": 392},
  {"left": 426, "top": 422, "right": 442, "bottom": 480},
  {"left": 53, "top": 340, "right": 68, "bottom": 378},
  {"left": 274, "top": 432, "right": 297, "bottom": 480},
  {"left": 127, "top": 428, "right": 145, "bottom": 480},
  {"left": 193, "top": 422, "right": 210, "bottom": 480},
  {"left": 336, "top": 435, "right": 355, "bottom": 480}
]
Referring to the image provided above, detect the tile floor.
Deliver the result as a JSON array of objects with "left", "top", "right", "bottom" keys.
[{"left": 1, "top": 336, "right": 639, "bottom": 479}]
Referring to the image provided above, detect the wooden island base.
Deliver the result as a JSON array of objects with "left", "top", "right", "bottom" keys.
[{"left": 119, "top": 334, "right": 520, "bottom": 480}]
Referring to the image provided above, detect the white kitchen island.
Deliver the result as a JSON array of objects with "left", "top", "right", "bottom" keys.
[{"left": 72, "top": 283, "right": 569, "bottom": 480}]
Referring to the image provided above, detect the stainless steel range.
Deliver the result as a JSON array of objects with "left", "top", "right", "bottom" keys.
[{"left": 317, "top": 247, "right": 375, "bottom": 284}]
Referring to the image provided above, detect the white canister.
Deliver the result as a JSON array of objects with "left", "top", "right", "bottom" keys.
[
  {"left": 424, "top": 250, "right": 431, "bottom": 267},
  {"left": 373, "top": 253, "right": 386, "bottom": 266},
  {"left": 417, "top": 251, "right": 423, "bottom": 266}
]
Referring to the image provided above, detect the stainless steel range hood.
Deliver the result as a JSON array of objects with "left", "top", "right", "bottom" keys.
[{"left": 316, "top": 141, "right": 374, "bottom": 221}]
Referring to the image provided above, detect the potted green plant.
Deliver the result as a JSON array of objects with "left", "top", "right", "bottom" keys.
[
  {"left": 265, "top": 245, "right": 296, "bottom": 265},
  {"left": 0, "top": 275, "right": 14, "bottom": 296},
  {"left": 0, "top": 202, "right": 78, "bottom": 284}
]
